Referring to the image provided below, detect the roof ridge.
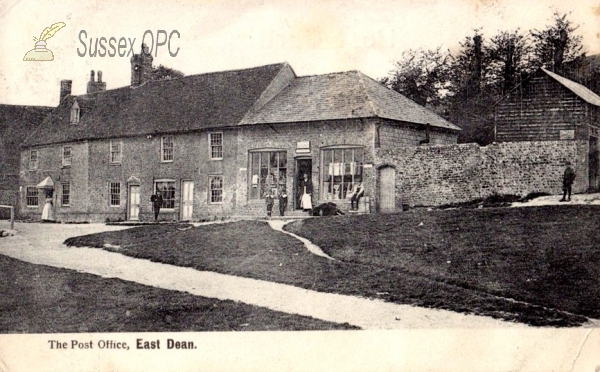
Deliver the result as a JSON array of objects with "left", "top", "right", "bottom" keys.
[
  {"left": 355, "top": 71, "right": 378, "bottom": 117},
  {"left": 0, "top": 103, "right": 54, "bottom": 109},
  {"left": 137, "top": 62, "right": 287, "bottom": 88},
  {"left": 296, "top": 70, "right": 359, "bottom": 79}
]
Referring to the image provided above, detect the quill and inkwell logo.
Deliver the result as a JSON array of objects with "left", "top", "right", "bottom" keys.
[{"left": 23, "top": 22, "right": 66, "bottom": 61}]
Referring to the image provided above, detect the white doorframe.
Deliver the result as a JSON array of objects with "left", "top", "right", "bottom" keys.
[
  {"left": 128, "top": 184, "right": 140, "bottom": 221},
  {"left": 180, "top": 180, "right": 194, "bottom": 220}
]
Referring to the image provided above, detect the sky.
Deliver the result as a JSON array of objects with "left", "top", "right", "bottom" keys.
[{"left": 1, "top": 0, "right": 600, "bottom": 107}]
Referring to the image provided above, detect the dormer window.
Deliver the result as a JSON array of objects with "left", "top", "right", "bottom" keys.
[{"left": 70, "top": 100, "right": 80, "bottom": 124}]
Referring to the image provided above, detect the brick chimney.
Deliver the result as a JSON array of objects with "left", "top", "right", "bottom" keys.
[
  {"left": 130, "top": 44, "right": 153, "bottom": 87},
  {"left": 87, "top": 70, "right": 107, "bottom": 94},
  {"left": 59, "top": 80, "right": 72, "bottom": 104}
]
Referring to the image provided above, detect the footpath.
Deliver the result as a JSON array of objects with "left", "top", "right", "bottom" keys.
[{"left": 0, "top": 220, "right": 529, "bottom": 329}]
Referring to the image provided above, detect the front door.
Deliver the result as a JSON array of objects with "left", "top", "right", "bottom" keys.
[
  {"left": 181, "top": 180, "right": 194, "bottom": 220},
  {"left": 378, "top": 166, "right": 396, "bottom": 213},
  {"left": 295, "top": 159, "right": 312, "bottom": 209},
  {"left": 128, "top": 185, "right": 140, "bottom": 221}
]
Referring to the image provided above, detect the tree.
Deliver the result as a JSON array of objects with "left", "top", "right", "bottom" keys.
[
  {"left": 149, "top": 64, "right": 185, "bottom": 81},
  {"left": 447, "top": 30, "right": 496, "bottom": 145},
  {"left": 530, "top": 11, "right": 585, "bottom": 73},
  {"left": 382, "top": 47, "right": 452, "bottom": 107},
  {"left": 449, "top": 30, "right": 488, "bottom": 98},
  {"left": 486, "top": 29, "right": 534, "bottom": 95}
]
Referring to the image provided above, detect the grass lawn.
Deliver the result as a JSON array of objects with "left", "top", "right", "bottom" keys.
[
  {"left": 0, "top": 255, "right": 357, "bottom": 332},
  {"left": 65, "top": 206, "right": 600, "bottom": 327}
]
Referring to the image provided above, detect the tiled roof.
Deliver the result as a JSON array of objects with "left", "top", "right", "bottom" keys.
[
  {"left": 241, "top": 71, "right": 460, "bottom": 131},
  {"left": 23, "top": 63, "right": 460, "bottom": 147},
  {"left": 542, "top": 68, "right": 600, "bottom": 106},
  {"left": 23, "top": 63, "right": 287, "bottom": 146},
  {"left": 0, "top": 104, "right": 53, "bottom": 173}
]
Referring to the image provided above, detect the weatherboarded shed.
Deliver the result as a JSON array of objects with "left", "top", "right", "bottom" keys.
[{"left": 495, "top": 68, "right": 600, "bottom": 192}]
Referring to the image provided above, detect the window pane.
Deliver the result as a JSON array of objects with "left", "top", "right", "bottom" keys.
[
  {"left": 261, "top": 152, "right": 268, "bottom": 168},
  {"left": 63, "top": 146, "right": 72, "bottom": 166},
  {"left": 250, "top": 153, "right": 260, "bottom": 199},
  {"left": 210, "top": 133, "right": 223, "bottom": 159},
  {"left": 270, "top": 152, "right": 278, "bottom": 168},
  {"left": 110, "top": 182, "right": 120, "bottom": 206},
  {"left": 210, "top": 176, "right": 223, "bottom": 203},
  {"left": 155, "top": 181, "right": 175, "bottom": 208},
  {"left": 278, "top": 151, "right": 286, "bottom": 168},
  {"left": 110, "top": 141, "right": 122, "bottom": 163},
  {"left": 26, "top": 187, "right": 38, "bottom": 206},
  {"left": 162, "top": 136, "right": 174, "bottom": 161},
  {"left": 249, "top": 151, "right": 287, "bottom": 200},
  {"left": 62, "top": 183, "right": 70, "bottom": 206},
  {"left": 321, "top": 147, "right": 364, "bottom": 200}
]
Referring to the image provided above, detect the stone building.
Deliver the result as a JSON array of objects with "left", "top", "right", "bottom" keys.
[
  {"left": 20, "top": 47, "right": 459, "bottom": 222},
  {"left": 495, "top": 68, "right": 600, "bottom": 192}
]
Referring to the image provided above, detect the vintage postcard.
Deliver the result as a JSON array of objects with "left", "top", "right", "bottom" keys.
[{"left": 1, "top": 0, "right": 600, "bottom": 370}]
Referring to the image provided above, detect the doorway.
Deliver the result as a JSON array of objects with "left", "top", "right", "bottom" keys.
[
  {"left": 295, "top": 158, "right": 312, "bottom": 209},
  {"left": 378, "top": 166, "right": 396, "bottom": 213},
  {"left": 180, "top": 180, "right": 194, "bottom": 220},
  {"left": 590, "top": 136, "right": 599, "bottom": 192},
  {"left": 128, "top": 185, "right": 140, "bottom": 221}
]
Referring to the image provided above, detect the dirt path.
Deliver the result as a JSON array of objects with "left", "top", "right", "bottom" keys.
[
  {"left": 266, "top": 219, "right": 335, "bottom": 260},
  {"left": 0, "top": 220, "right": 532, "bottom": 329}
]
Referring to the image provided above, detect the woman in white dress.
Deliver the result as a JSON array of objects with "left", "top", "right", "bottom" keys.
[
  {"left": 298, "top": 173, "right": 313, "bottom": 211},
  {"left": 41, "top": 193, "right": 55, "bottom": 222}
]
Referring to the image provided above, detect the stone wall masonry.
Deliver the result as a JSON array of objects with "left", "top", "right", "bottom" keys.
[
  {"left": 379, "top": 121, "right": 457, "bottom": 148},
  {"left": 374, "top": 140, "right": 586, "bottom": 208}
]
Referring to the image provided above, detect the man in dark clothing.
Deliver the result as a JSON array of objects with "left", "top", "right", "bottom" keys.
[
  {"left": 265, "top": 189, "right": 275, "bottom": 218},
  {"left": 278, "top": 187, "right": 288, "bottom": 216},
  {"left": 350, "top": 183, "right": 364, "bottom": 211},
  {"left": 150, "top": 192, "right": 164, "bottom": 221},
  {"left": 560, "top": 162, "right": 576, "bottom": 202}
]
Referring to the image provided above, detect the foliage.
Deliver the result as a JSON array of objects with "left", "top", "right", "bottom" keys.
[
  {"left": 486, "top": 29, "right": 534, "bottom": 95},
  {"left": 149, "top": 64, "right": 185, "bottom": 81},
  {"left": 384, "top": 11, "right": 586, "bottom": 145},
  {"left": 381, "top": 47, "right": 453, "bottom": 107},
  {"left": 530, "top": 11, "right": 585, "bottom": 72}
]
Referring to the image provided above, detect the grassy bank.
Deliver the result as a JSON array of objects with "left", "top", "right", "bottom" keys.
[
  {"left": 64, "top": 207, "right": 599, "bottom": 327},
  {"left": 0, "top": 255, "right": 357, "bottom": 332}
]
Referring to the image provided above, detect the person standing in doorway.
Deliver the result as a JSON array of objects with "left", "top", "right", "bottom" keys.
[
  {"left": 560, "top": 161, "right": 576, "bottom": 202},
  {"left": 151, "top": 192, "right": 163, "bottom": 221},
  {"left": 278, "top": 187, "right": 288, "bottom": 216},
  {"left": 297, "top": 173, "right": 313, "bottom": 211}
]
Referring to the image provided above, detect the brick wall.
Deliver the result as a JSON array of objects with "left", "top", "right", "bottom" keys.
[{"left": 374, "top": 140, "right": 586, "bottom": 208}]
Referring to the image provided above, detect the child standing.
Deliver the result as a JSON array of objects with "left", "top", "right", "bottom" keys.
[
  {"left": 278, "top": 187, "right": 288, "bottom": 216},
  {"left": 265, "top": 190, "right": 275, "bottom": 217}
]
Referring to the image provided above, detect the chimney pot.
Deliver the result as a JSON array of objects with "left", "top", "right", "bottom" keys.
[
  {"left": 86, "top": 69, "right": 106, "bottom": 94},
  {"left": 60, "top": 80, "right": 72, "bottom": 103}
]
